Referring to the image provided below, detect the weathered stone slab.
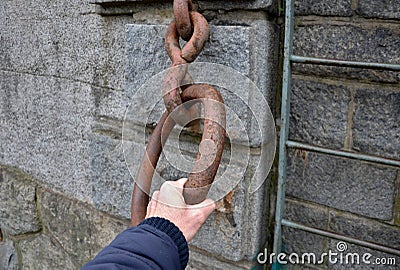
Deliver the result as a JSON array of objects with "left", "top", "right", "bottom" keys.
[
  {"left": 289, "top": 78, "right": 351, "bottom": 149},
  {"left": 18, "top": 234, "right": 75, "bottom": 270},
  {"left": 187, "top": 249, "right": 253, "bottom": 270},
  {"left": 1, "top": 2, "right": 130, "bottom": 91},
  {"left": 93, "top": 0, "right": 275, "bottom": 12},
  {"left": 329, "top": 211, "right": 400, "bottom": 249},
  {"left": 282, "top": 199, "right": 329, "bottom": 268},
  {"left": 0, "top": 168, "right": 40, "bottom": 235},
  {"left": 89, "top": 132, "right": 137, "bottom": 218},
  {"left": 293, "top": 25, "right": 400, "bottom": 83},
  {"left": 352, "top": 87, "right": 400, "bottom": 160},
  {"left": 295, "top": 0, "right": 352, "bottom": 16},
  {"left": 125, "top": 25, "right": 251, "bottom": 100},
  {"left": 357, "top": 0, "right": 400, "bottom": 20},
  {"left": 0, "top": 71, "right": 93, "bottom": 201},
  {"left": 39, "top": 189, "right": 129, "bottom": 267},
  {"left": 286, "top": 149, "right": 397, "bottom": 220},
  {"left": 198, "top": 0, "right": 274, "bottom": 11}
]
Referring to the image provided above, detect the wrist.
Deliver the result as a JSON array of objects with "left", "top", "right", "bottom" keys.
[{"left": 140, "top": 217, "right": 189, "bottom": 269}]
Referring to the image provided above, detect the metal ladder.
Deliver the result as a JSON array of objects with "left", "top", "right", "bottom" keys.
[{"left": 272, "top": 0, "right": 400, "bottom": 268}]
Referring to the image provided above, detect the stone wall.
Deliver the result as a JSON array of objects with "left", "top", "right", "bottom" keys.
[
  {"left": 1, "top": 0, "right": 279, "bottom": 269},
  {"left": 282, "top": 0, "right": 400, "bottom": 269},
  {"left": 1, "top": 0, "right": 399, "bottom": 269}
]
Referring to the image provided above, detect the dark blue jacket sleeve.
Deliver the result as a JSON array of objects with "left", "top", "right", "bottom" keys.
[{"left": 81, "top": 217, "right": 189, "bottom": 270}]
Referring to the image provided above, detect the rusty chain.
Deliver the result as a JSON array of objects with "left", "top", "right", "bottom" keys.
[{"left": 131, "top": 0, "right": 226, "bottom": 226}]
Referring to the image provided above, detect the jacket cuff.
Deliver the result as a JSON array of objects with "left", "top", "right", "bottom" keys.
[{"left": 139, "top": 217, "right": 189, "bottom": 269}]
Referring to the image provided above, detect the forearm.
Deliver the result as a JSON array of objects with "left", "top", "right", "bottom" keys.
[{"left": 81, "top": 217, "right": 188, "bottom": 270}]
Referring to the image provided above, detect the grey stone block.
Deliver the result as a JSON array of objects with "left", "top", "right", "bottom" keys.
[
  {"left": 93, "top": 0, "right": 275, "bottom": 11},
  {"left": 17, "top": 234, "right": 75, "bottom": 270},
  {"left": 282, "top": 199, "right": 329, "bottom": 268},
  {"left": 295, "top": 0, "right": 352, "bottom": 16},
  {"left": 39, "top": 190, "right": 129, "bottom": 267},
  {"left": 187, "top": 249, "right": 253, "bottom": 270},
  {"left": 0, "top": 239, "right": 18, "bottom": 270},
  {"left": 357, "top": 0, "right": 400, "bottom": 20},
  {"left": 92, "top": 87, "right": 126, "bottom": 120},
  {"left": 282, "top": 229, "right": 329, "bottom": 268},
  {"left": 89, "top": 131, "right": 137, "bottom": 219},
  {"left": 125, "top": 24, "right": 251, "bottom": 100},
  {"left": 1, "top": 1, "right": 131, "bottom": 91},
  {"left": 286, "top": 149, "right": 397, "bottom": 220},
  {"left": 293, "top": 25, "right": 400, "bottom": 83},
  {"left": 189, "top": 196, "right": 245, "bottom": 261},
  {"left": 283, "top": 199, "right": 329, "bottom": 230},
  {"left": 198, "top": 0, "right": 274, "bottom": 11},
  {"left": 1, "top": 14, "right": 97, "bottom": 84},
  {"left": 329, "top": 211, "right": 400, "bottom": 250},
  {"left": 125, "top": 22, "right": 277, "bottom": 147},
  {"left": 0, "top": 71, "right": 93, "bottom": 201},
  {"left": 4, "top": 0, "right": 94, "bottom": 19},
  {"left": 0, "top": 168, "right": 40, "bottom": 235},
  {"left": 289, "top": 78, "right": 351, "bottom": 149},
  {"left": 352, "top": 87, "right": 400, "bottom": 160}
]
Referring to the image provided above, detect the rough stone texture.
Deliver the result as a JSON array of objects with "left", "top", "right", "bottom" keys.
[
  {"left": 93, "top": 0, "right": 275, "bottom": 12},
  {"left": 329, "top": 211, "right": 400, "bottom": 250},
  {"left": 289, "top": 78, "right": 351, "bottom": 149},
  {"left": 293, "top": 25, "right": 400, "bottom": 83},
  {"left": 357, "top": 0, "right": 400, "bottom": 20},
  {"left": 0, "top": 71, "right": 93, "bottom": 200},
  {"left": 198, "top": 0, "right": 274, "bottom": 11},
  {"left": 282, "top": 199, "right": 329, "bottom": 268},
  {"left": 39, "top": 189, "right": 129, "bottom": 267},
  {"left": 17, "top": 234, "right": 75, "bottom": 270},
  {"left": 352, "top": 87, "right": 400, "bottom": 160},
  {"left": 187, "top": 249, "right": 253, "bottom": 270},
  {"left": 187, "top": 180, "right": 261, "bottom": 261},
  {"left": 0, "top": 0, "right": 133, "bottom": 203},
  {"left": 295, "top": 0, "right": 353, "bottom": 16},
  {"left": 125, "top": 21, "right": 277, "bottom": 148},
  {"left": 0, "top": 239, "right": 18, "bottom": 270},
  {"left": 0, "top": 168, "right": 40, "bottom": 235},
  {"left": 1, "top": 1, "right": 131, "bottom": 91},
  {"left": 286, "top": 149, "right": 398, "bottom": 220},
  {"left": 294, "top": 24, "right": 400, "bottom": 64},
  {"left": 89, "top": 131, "right": 137, "bottom": 219}
]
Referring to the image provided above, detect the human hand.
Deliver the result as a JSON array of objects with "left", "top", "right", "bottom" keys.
[{"left": 145, "top": 178, "right": 215, "bottom": 242}]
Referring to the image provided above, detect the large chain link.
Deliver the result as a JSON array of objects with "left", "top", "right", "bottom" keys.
[{"left": 131, "top": 0, "right": 226, "bottom": 226}]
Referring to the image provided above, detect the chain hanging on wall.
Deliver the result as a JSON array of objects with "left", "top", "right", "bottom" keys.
[{"left": 131, "top": 0, "right": 226, "bottom": 226}]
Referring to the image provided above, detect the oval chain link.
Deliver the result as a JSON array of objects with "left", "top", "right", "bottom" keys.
[{"left": 131, "top": 0, "right": 226, "bottom": 226}]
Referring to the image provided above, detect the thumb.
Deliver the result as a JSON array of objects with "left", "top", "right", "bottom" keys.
[{"left": 170, "top": 178, "right": 188, "bottom": 189}]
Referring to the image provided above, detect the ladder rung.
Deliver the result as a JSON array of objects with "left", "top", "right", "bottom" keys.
[
  {"left": 286, "top": 140, "right": 400, "bottom": 167},
  {"left": 291, "top": 55, "right": 400, "bottom": 71},
  {"left": 282, "top": 219, "right": 400, "bottom": 256}
]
